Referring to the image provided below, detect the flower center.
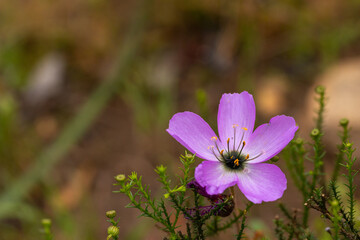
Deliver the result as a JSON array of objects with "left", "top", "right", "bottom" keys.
[
  {"left": 208, "top": 125, "right": 252, "bottom": 171},
  {"left": 208, "top": 125, "right": 264, "bottom": 170},
  {"left": 222, "top": 150, "right": 247, "bottom": 170}
]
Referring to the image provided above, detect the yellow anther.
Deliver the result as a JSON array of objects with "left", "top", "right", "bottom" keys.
[
  {"left": 234, "top": 159, "right": 240, "bottom": 166},
  {"left": 220, "top": 149, "right": 224, "bottom": 155},
  {"left": 207, "top": 145, "right": 214, "bottom": 149},
  {"left": 243, "top": 141, "right": 246, "bottom": 146},
  {"left": 227, "top": 138, "right": 230, "bottom": 144},
  {"left": 241, "top": 127, "right": 248, "bottom": 131},
  {"left": 232, "top": 124, "right": 239, "bottom": 128},
  {"left": 245, "top": 154, "right": 249, "bottom": 160},
  {"left": 211, "top": 136, "right": 218, "bottom": 141}
]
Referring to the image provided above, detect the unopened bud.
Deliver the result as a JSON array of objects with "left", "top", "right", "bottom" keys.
[
  {"left": 270, "top": 156, "right": 280, "bottom": 162},
  {"left": 315, "top": 85, "right": 325, "bottom": 94},
  {"left": 345, "top": 142, "right": 353, "bottom": 148},
  {"left": 156, "top": 165, "right": 167, "bottom": 174},
  {"left": 294, "top": 138, "right": 303, "bottom": 146},
  {"left": 106, "top": 210, "right": 116, "bottom": 218},
  {"left": 129, "top": 172, "right": 137, "bottom": 180},
  {"left": 340, "top": 118, "right": 349, "bottom": 127},
  {"left": 41, "top": 218, "right": 52, "bottom": 228},
  {"left": 108, "top": 226, "right": 119, "bottom": 236},
  {"left": 331, "top": 200, "right": 338, "bottom": 207},
  {"left": 311, "top": 128, "right": 320, "bottom": 138},
  {"left": 114, "top": 174, "right": 126, "bottom": 182}
]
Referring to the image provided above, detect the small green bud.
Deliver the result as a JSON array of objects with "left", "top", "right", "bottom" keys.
[
  {"left": 164, "top": 193, "right": 170, "bottom": 199},
  {"left": 331, "top": 200, "right": 338, "bottom": 207},
  {"left": 41, "top": 218, "right": 52, "bottom": 228},
  {"left": 156, "top": 165, "right": 167, "bottom": 174},
  {"left": 315, "top": 85, "right": 325, "bottom": 94},
  {"left": 114, "top": 174, "right": 126, "bottom": 182},
  {"left": 311, "top": 128, "right": 320, "bottom": 138},
  {"left": 340, "top": 118, "right": 349, "bottom": 127},
  {"left": 108, "top": 226, "right": 119, "bottom": 236},
  {"left": 294, "top": 138, "right": 303, "bottom": 146},
  {"left": 270, "top": 156, "right": 280, "bottom": 162},
  {"left": 129, "top": 172, "right": 138, "bottom": 180},
  {"left": 106, "top": 210, "right": 116, "bottom": 218},
  {"left": 345, "top": 142, "right": 352, "bottom": 148}
]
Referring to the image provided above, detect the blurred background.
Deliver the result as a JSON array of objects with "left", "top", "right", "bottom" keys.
[{"left": 1, "top": 0, "right": 360, "bottom": 239}]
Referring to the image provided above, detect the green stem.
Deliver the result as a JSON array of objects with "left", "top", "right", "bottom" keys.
[
  {"left": 332, "top": 119, "right": 349, "bottom": 182},
  {"left": 193, "top": 191, "right": 205, "bottom": 240}
]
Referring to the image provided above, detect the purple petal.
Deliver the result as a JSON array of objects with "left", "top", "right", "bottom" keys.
[
  {"left": 195, "top": 161, "right": 238, "bottom": 195},
  {"left": 187, "top": 180, "right": 219, "bottom": 200},
  {"left": 217, "top": 92, "right": 256, "bottom": 150},
  {"left": 185, "top": 205, "right": 214, "bottom": 219},
  {"left": 243, "top": 115, "right": 298, "bottom": 164},
  {"left": 167, "top": 111, "right": 220, "bottom": 161},
  {"left": 237, "top": 163, "right": 287, "bottom": 204}
]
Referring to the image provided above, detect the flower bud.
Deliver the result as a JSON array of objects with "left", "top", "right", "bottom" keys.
[
  {"left": 114, "top": 174, "right": 126, "bottom": 182},
  {"left": 156, "top": 165, "right": 167, "bottom": 174},
  {"left": 129, "top": 172, "right": 138, "bottom": 180},
  {"left": 311, "top": 128, "right": 320, "bottom": 138},
  {"left": 41, "top": 218, "right": 52, "bottom": 228},
  {"left": 345, "top": 142, "right": 353, "bottom": 148},
  {"left": 315, "top": 85, "right": 325, "bottom": 94},
  {"left": 294, "top": 138, "right": 303, "bottom": 146},
  {"left": 187, "top": 180, "right": 217, "bottom": 199},
  {"left": 108, "top": 226, "right": 119, "bottom": 236},
  {"left": 339, "top": 118, "right": 349, "bottom": 127},
  {"left": 270, "top": 156, "right": 279, "bottom": 162},
  {"left": 106, "top": 210, "right": 116, "bottom": 218},
  {"left": 215, "top": 196, "right": 235, "bottom": 217},
  {"left": 331, "top": 200, "right": 338, "bottom": 207}
]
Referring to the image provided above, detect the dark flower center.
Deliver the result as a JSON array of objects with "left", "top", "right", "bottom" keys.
[{"left": 222, "top": 151, "right": 246, "bottom": 170}]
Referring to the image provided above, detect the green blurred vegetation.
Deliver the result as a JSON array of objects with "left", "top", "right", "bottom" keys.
[{"left": 0, "top": 0, "right": 360, "bottom": 239}]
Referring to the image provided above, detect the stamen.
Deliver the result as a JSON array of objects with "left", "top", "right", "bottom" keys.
[
  {"left": 208, "top": 146, "right": 222, "bottom": 161},
  {"left": 241, "top": 127, "right": 248, "bottom": 131},
  {"left": 220, "top": 149, "right": 224, "bottom": 155},
  {"left": 235, "top": 130, "right": 246, "bottom": 152},
  {"left": 214, "top": 142, "right": 222, "bottom": 155},
  {"left": 226, "top": 138, "right": 230, "bottom": 152},
  {"left": 233, "top": 126, "right": 237, "bottom": 150},
  {"left": 239, "top": 141, "right": 246, "bottom": 155},
  {"left": 234, "top": 159, "right": 240, "bottom": 167},
  {"left": 232, "top": 124, "right": 239, "bottom": 128},
  {"left": 245, "top": 154, "right": 249, "bottom": 160},
  {"left": 248, "top": 152, "right": 264, "bottom": 161}
]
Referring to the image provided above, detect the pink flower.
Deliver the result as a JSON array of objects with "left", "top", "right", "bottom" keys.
[{"left": 167, "top": 92, "right": 298, "bottom": 204}]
